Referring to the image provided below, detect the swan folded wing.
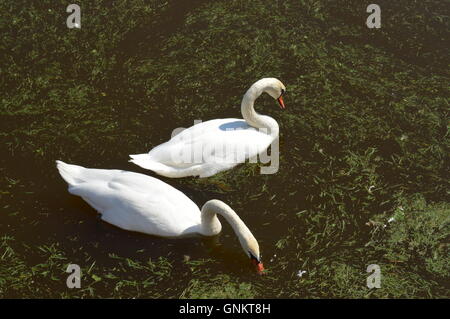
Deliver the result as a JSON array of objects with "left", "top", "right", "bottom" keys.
[
  {"left": 67, "top": 172, "right": 201, "bottom": 237},
  {"left": 104, "top": 188, "right": 183, "bottom": 236},
  {"left": 147, "top": 118, "right": 273, "bottom": 167},
  {"left": 107, "top": 180, "right": 201, "bottom": 236},
  {"left": 168, "top": 118, "right": 248, "bottom": 143},
  {"left": 143, "top": 119, "right": 238, "bottom": 165},
  {"left": 105, "top": 170, "right": 170, "bottom": 194}
]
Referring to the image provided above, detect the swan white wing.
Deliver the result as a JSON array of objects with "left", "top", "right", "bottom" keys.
[
  {"left": 144, "top": 118, "right": 273, "bottom": 167},
  {"left": 58, "top": 162, "right": 202, "bottom": 237}
]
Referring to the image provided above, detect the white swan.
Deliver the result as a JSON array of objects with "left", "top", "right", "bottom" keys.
[
  {"left": 130, "top": 78, "right": 286, "bottom": 178},
  {"left": 56, "top": 160, "right": 264, "bottom": 273}
]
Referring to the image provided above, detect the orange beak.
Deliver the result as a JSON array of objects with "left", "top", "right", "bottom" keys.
[
  {"left": 277, "top": 96, "right": 285, "bottom": 109},
  {"left": 251, "top": 258, "right": 265, "bottom": 275}
]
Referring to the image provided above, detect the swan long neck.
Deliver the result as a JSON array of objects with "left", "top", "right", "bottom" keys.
[
  {"left": 241, "top": 84, "right": 279, "bottom": 138},
  {"left": 200, "top": 200, "right": 252, "bottom": 239}
]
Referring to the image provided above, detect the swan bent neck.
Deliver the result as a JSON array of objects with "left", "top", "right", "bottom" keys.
[
  {"left": 201, "top": 199, "right": 250, "bottom": 237},
  {"left": 200, "top": 200, "right": 259, "bottom": 261},
  {"left": 241, "top": 82, "right": 279, "bottom": 138},
  {"left": 200, "top": 200, "right": 223, "bottom": 236}
]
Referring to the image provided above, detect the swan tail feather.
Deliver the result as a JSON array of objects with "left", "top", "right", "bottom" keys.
[
  {"left": 55, "top": 160, "right": 86, "bottom": 186},
  {"left": 129, "top": 154, "right": 183, "bottom": 177},
  {"left": 129, "top": 154, "right": 163, "bottom": 171}
]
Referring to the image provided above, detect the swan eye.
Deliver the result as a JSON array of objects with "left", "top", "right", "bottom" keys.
[{"left": 280, "top": 89, "right": 285, "bottom": 97}]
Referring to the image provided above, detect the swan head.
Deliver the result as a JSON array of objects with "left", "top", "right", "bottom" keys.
[
  {"left": 239, "top": 232, "right": 265, "bottom": 275},
  {"left": 257, "top": 78, "right": 286, "bottom": 109}
]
